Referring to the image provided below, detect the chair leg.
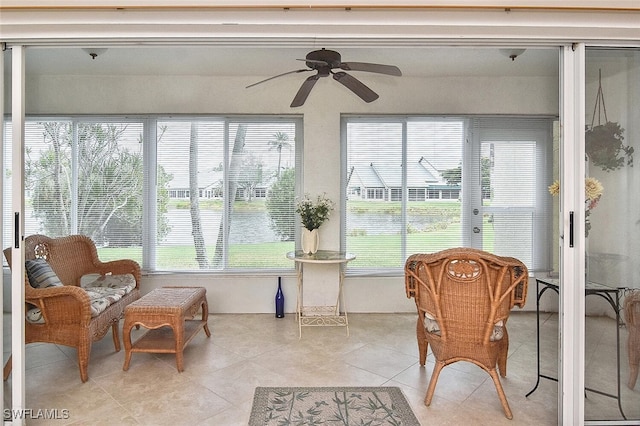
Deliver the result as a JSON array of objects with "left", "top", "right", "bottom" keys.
[
  {"left": 416, "top": 317, "right": 428, "bottom": 366},
  {"left": 488, "top": 368, "right": 513, "bottom": 420},
  {"left": 3, "top": 355, "right": 11, "bottom": 381},
  {"left": 77, "top": 343, "right": 91, "bottom": 383},
  {"left": 629, "top": 364, "right": 639, "bottom": 389},
  {"left": 628, "top": 327, "right": 639, "bottom": 389},
  {"left": 112, "top": 322, "right": 121, "bottom": 352},
  {"left": 425, "top": 360, "right": 444, "bottom": 406},
  {"left": 497, "top": 333, "right": 509, "bottom": 378}
]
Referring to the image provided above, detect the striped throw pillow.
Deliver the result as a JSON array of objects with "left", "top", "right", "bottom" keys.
[{"left": 25, "top": 259, "right": 63, "bottom": 289}]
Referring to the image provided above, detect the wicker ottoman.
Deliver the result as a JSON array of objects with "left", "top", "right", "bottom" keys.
[{"left": 123, "top": 286, "right": 211, "bottom": 372}]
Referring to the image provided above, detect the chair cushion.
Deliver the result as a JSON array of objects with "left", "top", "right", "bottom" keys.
[
  {"left": 25, "top": 259, "right": 63, "bottom": 289},
  {"left": 490, "top": 320, "right": 504, "bottom": 341},
  {"left": 424, "top": 312, "right": 441, "bottom": 335},
  {"left": 24, "top": 274, "right": 136, "bottom": 323},
  {"left": 82, "top": 274, "right": 136, "bottom": 317},
  {"left": 26, "top": 306, "right": 45, "bottom": 324},
  {"left": 423, "top": 312, "right": 504, "bottom": 341}
]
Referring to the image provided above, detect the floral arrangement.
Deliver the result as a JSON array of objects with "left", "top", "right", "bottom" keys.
[
  {"left": 548, "top": 177, "right": 603, "bottom": 236},
  {"left": 295, "top": 193, "right": 335, "bottom": 231}
]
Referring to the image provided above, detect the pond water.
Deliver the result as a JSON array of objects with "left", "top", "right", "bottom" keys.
[
  {"left": 20, "top": 207, "right": 456, "bottom": 246},
  {"left": 162, "top": 209, "right": 280, "bottom": 245},
  {"left": 164, "top": 209, "right": 456, "bottom": 244},
  {"left": 345, "top": 212, "right": 454, "bottom": 235}
]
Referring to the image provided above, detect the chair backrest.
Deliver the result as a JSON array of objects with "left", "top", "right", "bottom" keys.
[
  {"left": 625, "top": 291, "right": 640, "bottom": 328},
  {"left": 405, "top": 248, "right": 528, "bottom": 344},
  {"left": 5, "top": 234, "right": 104, "bottom": 288}
]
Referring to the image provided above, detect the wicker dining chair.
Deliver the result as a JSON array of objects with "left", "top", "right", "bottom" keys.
[
  {"left": 3, "top": 234, "right": 141, "bottom": 382},
  {"left": 405, "top": 247, "right": 528, "bottom": 419},
  {"left": 625, "top": 290, "right": 640, "bottom": 389}
]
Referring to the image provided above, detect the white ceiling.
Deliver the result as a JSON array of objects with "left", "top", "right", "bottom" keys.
[{"left": 6, "top": 46, "right": 560, "bottom": 79}]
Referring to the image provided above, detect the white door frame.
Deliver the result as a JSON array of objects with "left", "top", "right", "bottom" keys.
[
  {"left": 559, "top": 42, "right": 587, "bottom": 426},
  {"left": 9, "top": 44, "right": 27, "bottom": 426}
]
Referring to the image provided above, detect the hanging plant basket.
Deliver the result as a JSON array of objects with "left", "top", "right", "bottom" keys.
[
  {"left": 586, "top": 121, "right": 633, "bottom": 172},
  {"left": 586, "top": 69, "right": 634, "bottom": 172}
]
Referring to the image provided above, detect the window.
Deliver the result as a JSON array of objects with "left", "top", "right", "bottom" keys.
[
  {"left": 4, "top": 120, "right": 145, "bottom": 262},
  {"left": 155, "top": 119, "right": 300, "bottom": 271},
  {"left": 408, "top": 188, "right": 425, "bottom": 201},
  {"left": 343, "top": 116, "right": 552, "bottom": 272},
  {"left": 3, "top": 116, "right": 301, "bottom": 272}
]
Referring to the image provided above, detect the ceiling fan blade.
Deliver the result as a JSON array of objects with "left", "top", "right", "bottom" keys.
[
  {"left": 246, "top": 68, "right": 311, "bottom": 88},
  {"left": 339, "top": 62, "right": 402, "bottom": 76},
  {"left": 332, "top": 71, "right": 379, "bottom": 103},
  {"left": 296, "top": 58, "right": 327, "bottom": 65},
  {"left": 290, "top": 74, "right": 320, "bottom": 107}
]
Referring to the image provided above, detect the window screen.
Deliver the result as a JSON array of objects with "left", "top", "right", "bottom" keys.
[
  {"left": 4, "top": 120, "right": 144, "bottom": 263},
  {"left": 156, "top": 119, "right": 298, "bottom": 271},
  {"left": 344, "top": 118, "right": 464, "bottom": 269},
  {"left": 344, "top": 116, "right": 552, "bottom": 272},
  {"left": 3, "top": 116, "right": 300, "bottom": 272}
]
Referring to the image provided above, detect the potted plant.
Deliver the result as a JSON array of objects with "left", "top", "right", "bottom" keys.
[
  {"left": 586, "top": 70, "right": 633, "bottom": 172},
  {"left": 295, "top": 193, "right": 335, "bottom": 254},
  {"left": 586, "top": 121, "right": 633, "bottom": 172}
]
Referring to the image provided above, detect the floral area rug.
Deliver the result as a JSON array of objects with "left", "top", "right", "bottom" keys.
[{"left": 248, "top": 386, "right": 420, "bottom": 426}]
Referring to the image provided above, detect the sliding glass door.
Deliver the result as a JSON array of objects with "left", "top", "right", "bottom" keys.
[{"left": 583, "top": 47, "right": 640, "bottom": 423}]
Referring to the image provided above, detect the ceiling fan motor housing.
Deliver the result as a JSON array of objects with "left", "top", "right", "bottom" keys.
[{"left": 305, "top": 49, "right": 342, "bottom": 70}]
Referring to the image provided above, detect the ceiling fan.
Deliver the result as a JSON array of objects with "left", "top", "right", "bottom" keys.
[{"left": 246, "top": 48, "right": 402, "bottom": 108}]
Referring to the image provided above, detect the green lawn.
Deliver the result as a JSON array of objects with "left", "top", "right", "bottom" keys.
[
  {"left": 95, "top": 201, "right": 493, "bottom": 270},
  {"left": 97, "top": 242, "right": 295, "bottom": 269},
  {"left": 96, "top": 225, "right": 493, "bottom": 270}
]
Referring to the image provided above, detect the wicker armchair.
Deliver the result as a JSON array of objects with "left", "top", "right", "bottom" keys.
[
  {"left": 625, "top": 290, "right": 640, "bottom": 389},
  {"left": 405, "top": 248, "right": 528, "bottom": 419},
  {"left": 4, "top": 234, "right": 141, "bottom": 382}
]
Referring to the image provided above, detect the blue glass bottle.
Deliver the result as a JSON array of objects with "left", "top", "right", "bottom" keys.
[{"left": 275, "top": 277, "right": 285, "bottom": 318}]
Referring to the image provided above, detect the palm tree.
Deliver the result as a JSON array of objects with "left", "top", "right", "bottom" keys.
[
  {"left": 268, "top": 131, "right": 292, "bottom": 178},
  {"left": 212, "top": 124, "right": 247, "bottom": 267},
  {"left": 188, "top": 122, "right": 209, "bottom": 268}
]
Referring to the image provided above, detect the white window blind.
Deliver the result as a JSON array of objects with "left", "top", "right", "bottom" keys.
[
  {"left": 3, "top": 116, "right": 300, "bottom": 272},
  {"left": 406, "top": 120, "right": 464, "bottom": 254},
  {"left": 345, "top": 121, "right": 403, "bottom": 268},
  {"left": 344, "top": 116, "right": 552, "bottom": 272},
  {"left": 473, "top": 117, "right": 553, "bottom": 270},
  {"left": 156, "top": 119, "right": 298, "bottom": 271},
  {"left": 344, "top": 118, "right": 464, "bottom": 270},
  {"left": 4, "top": 119, "right": 145, "bottom": 263}
]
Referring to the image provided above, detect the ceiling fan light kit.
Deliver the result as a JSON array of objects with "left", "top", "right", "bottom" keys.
[
  {"left": 499, "top": 48, "right": 526, "bottom": 61},
  {"left": 82, "top": 48, "right": 108, "bottom": 60},
  {"left": 247, "top": 48, "right": 402, "bottom": 107}
]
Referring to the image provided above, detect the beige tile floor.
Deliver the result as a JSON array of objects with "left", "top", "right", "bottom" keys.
[{"left": 2, "top": 311, "right": 638, "bottom": 425}]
